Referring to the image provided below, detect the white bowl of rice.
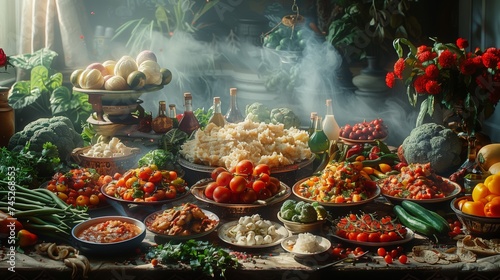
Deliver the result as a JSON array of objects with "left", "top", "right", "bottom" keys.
[{"left": 281, "top": 233, "right": 331, "bottom": 257}]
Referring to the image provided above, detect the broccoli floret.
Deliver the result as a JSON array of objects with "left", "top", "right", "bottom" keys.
[
  {"left": 294, "top": 201, "right": 307, "bottom": 213},
  {"left": 8, "top": 116, "right": 83, "bottom": 162},
  {"left": 270, "top": 107, "right": 301, "bottom": 129},
  {"left": 245, "top": 102, "right": 271, "bottom": 123},
  {"left": 280, "top": 209, "right": 295, "bottom": 220},
  {"left": 401, "top": 123, "right": 462, "bottom": 174},
  {"left": 280, "top": 199, "right": 297, "bottom": 213},
  {"left": 298, "top": 203, "right": 318, "bottom": 223}
]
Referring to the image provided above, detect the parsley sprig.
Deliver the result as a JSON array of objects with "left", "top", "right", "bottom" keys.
[{"left": 146, "top": 239, "right": 239, "bottom": 278}]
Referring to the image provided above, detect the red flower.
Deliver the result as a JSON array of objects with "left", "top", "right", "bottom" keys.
[
  {"left": 417, "top": 50, "right": 435, "bottom": 62},
  {"left": 425, "top": 64, "right": 439, "bottom": 79},
  {"left": 438, "top": 50, "right": 456, "bottom": 68},
  {"left": 460, "top": 58, "right": 478, "bottom": 75},
  {"left": 385, "top": 72, "right": 395, "bottom": 88},
  {"left": 0, "top": 48, "right": 8, "bottom": 69},
  {"left": 413, "top": 76, "right": 428, "bottom": 93},
  {"left": 417, "top": 45, "right": 429, "bottom": 54},
  {"left": 482, "top": 52, "right": 499, "bottom": 68},
  {"left": 425, "top": 80, "right": 441, "bottom": 95},
  {"left": 456, "top": 38, "right": 469, "bottom": 49},
  {"left": 393, "top": 58, "right": 405, "bottom": 79}
]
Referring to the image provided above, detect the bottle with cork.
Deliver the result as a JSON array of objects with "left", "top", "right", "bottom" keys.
[
  {"left": 322, "top": 99, "right": 340, "bottom": 142},
  {"left": 178, "top": 92, "right": 200, "bottom": 135},
  {"left": 168, "top": 103, "right": 179, "bottom": 128},
  {"left": 225, "top": 87, "right": 244, "bottom": 123},
  {"left": 209, "top": 96, "right": 226, "bottom": 127},
  {"left": 152, "top": 101, "right": 173, "bottom": 134}
]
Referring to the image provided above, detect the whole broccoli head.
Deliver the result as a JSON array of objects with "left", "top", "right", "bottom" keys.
[
  {"left": 245, "top": 102, "right": 271, "bottom": 123},
  {"left": 8, "top": 116, "right": 83, "bottom": 162},
  {"left": 401, "top": 123, "right": 462, "bottom": 174},
  {"left": 270, "top": 107, "right": 301, "bottom": 129}
]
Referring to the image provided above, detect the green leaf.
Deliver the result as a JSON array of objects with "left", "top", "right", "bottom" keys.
[
  {"left": 8, "top": 48, "right": 58, "bottom": 70},
  {"left": 416, "top": 97, "right": 428, "bottom": 127},
  {"left": 8, "top": 81, "right": 42, "bottom": 110},
  {"left": 30, "top": 65, "right": 50, "bottom": 94}
]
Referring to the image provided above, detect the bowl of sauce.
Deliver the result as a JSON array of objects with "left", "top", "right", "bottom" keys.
[{"left": 72, "top": 216, "right": 146, "bottom": 254}]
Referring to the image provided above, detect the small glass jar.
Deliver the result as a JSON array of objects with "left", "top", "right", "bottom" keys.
[{"left": 463, "top": 173, "right": 486, "bottom": 195}]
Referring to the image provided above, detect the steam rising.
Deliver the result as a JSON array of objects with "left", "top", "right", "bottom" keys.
[{"left": 106, "top": 27, "right": 417, "bottom": 146}]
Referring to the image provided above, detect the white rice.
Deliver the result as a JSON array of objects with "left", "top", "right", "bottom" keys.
[{"left": 291, "top": 233, "right": 322, "bottom": 253}]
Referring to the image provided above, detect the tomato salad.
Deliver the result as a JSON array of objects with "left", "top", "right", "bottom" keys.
[
  {"left": 296, "top": 161, "right": 378, "bottom": 204},
  {"left": 103, "top": 165, "right": 187, "bottom": 203},
  {"left": 76, "top": 220, "right": 142, "bottom": 243},
  {"left": 377, "top": 162, "right": 457, "bottom": 200},
  {"left": 335, "top": 212, "right": 408, "bottom": 243}
]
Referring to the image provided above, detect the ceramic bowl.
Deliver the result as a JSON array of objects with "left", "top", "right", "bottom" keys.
[
  {"left": 71, "top": 216, "right": 146, "bottom": 255},
  {"left": 451, "top": 196, "right": 500, "bottom": 238},
  {"left": 277, "top": 211, "right": 325, "bottom": 234}
]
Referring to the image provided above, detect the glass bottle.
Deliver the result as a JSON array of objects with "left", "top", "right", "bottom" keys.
[
  {"left": 308, "top": 116, "right": 329, "bottom": 154},
  {"left": 322, "top": 99, "right": 340, "bottom": 142},
  {"left": 168, "top": 104, "right": 179, "bottom": 128},
  {"left": 225, "top": 87, "right": 244, "bottom": 123},
  {"left": 178, "top": 92, "right": 200, "bottom": 135},
  {"left": 209, "top": 96, "right": 226, "bottom": 127},
  {"left": 152, "top": 100, "right": 173, "bottom": 134},
  {"left": 0, "top": 87, "right": 14, "bottom": 148},
  {"left": 308, "top": 112, "right": 317, "bottom": 136}
]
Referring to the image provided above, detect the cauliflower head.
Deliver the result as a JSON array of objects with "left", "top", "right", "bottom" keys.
[
  {"left": 401, "top": 123, "right": 462, "bottom": 174},
  {"left": 245, "top": 102, "right": 271, "bottom": 123},
  {"left": 270, "top": 107, "right": 301, "bottom": 129}
]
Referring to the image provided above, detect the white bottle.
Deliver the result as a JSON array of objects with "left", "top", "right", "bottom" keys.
[{"left": 322, "top": 99, "right": 340, "bottom": 142}]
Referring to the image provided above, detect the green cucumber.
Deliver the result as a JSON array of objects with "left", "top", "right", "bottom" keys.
[
  {"left": 394, "top": 205, "right": 436, "bottom": 236},
  {"left": 401, "top": 200, "right": 450, "bottom": 234}
]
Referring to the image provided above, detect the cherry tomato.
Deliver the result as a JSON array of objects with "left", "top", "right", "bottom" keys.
[
  {"left": 138, "top": 166, "right": 153, "bottom": 181},
  {"left": 252, "top": 179, "right": 267, "bottom": 193},
  {"left": 368, "top": 232, "right": 380, "bottom": 242},
  {"left": 235, "top": 160, "right": 254, "bottom": 176},
  {"left": 240, "top": 189, "right": 257, "bottom": 204},
  {"left": 398, "top": 254, "right": 408, "bottom": 264},
  {"left": 384, "top": 254, "right": 393, "bottom": 264},
  {"left": 149, "top": 170, "right": 163, "bottom": 183},
  {"left": 204, "top": 182, "right": 219, "bottom": 200},
  {"left": 216, "top": 171, "right": 233, "bottom": 187},
  {"left": 89, "top": 194, "right": 100, "bottom": 205},
  {"left": 143, "top": 181, "right": 156, "bottom": 193},
  {"left": 229, "top": 176, "right": 248, "bottom": 194},
  {"left": 356, "top": 232, "right": 369, "bottom": 242},
  {"left": 379, "top": 233, "right": 391, "bottom": 243},
  {"left": 253, "top": 164, "right": 271, "bottom": 176},
  {"left": 377, "top": 247, "right": 386, "bottom": 257},
  {"left": 76, "top": 195, "right": 90, "bottom": 207},
  {"left": 164, "top": 186, "right": 177, "bottom": 199},
  {"left": 257, "top": 188, "right": 272, "bottom": 200},
  {"left": 213, "top": 186, "right": 232, "bottom": 203},
  {"left": 390, "top": 249, "right": 399, "bottom": 258}
]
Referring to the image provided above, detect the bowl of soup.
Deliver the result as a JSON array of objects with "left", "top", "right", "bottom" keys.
[{"left": 71, "top": 216, "right": 146, "bottom": 254}]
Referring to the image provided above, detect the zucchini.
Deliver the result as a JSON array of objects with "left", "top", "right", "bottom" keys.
[
  {"left": 401, "top": 200, "right": 450, "bottom": 234},
  {"left": 394, "top": 205, "right": 436, "bottom": 236}
]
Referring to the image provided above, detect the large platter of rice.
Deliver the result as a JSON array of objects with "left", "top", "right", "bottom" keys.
[
  {"left": 281, "top": 233, "right": 331, "bottom": 257},
  {"left": 179, "top": 120, "right": 312, "bottom": 170}
]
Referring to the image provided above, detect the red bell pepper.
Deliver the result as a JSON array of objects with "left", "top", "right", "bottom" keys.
[{"left": 17, "top": 229, "right": 38, "bottom": 247}]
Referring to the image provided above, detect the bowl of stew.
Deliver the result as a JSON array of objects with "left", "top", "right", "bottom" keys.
[{"left": 71, "top": 216, "right": 146, "bottom": 254}]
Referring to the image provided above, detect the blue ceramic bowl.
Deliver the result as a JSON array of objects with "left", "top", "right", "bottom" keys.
[{"left": 71, "top": 216, "right": 146, "bottom": 255}]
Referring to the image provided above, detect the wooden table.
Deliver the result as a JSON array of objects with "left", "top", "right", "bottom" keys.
[{"left": 1, "top": 195, "right": 500, "bottom": 280}]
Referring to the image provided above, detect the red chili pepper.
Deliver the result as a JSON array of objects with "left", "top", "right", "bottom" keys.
[
  {"left": 346, "top": 144, "right": 364, "bottom": 158},
  {"left": 368, "top": 152, "right": 379, "bottom": 160},
  {"left": 17, "top": 229, "right": 38, "bottom": 247},
  {"left": 393, "top": 162, "right": 408, "bottom": 171}
]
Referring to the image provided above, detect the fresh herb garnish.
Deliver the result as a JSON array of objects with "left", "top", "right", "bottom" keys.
[{"left": 146, "top": 239, "right": 239, "bottom": 278}]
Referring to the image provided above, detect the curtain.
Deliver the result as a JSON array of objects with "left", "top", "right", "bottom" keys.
[
  {"left": 0, "top": 1, "right": 19, "bottom": 85},
  {"left": 18, "top": 0, "right": 91, "bottom": 71}
]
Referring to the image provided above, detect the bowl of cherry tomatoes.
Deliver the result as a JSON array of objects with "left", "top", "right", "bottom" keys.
[
  {"left": 44, "top": 167, "right": 109, "bottom": 209},
  {"left": 100, "top": 165, "right": 189, "bottom": 206},
  {"left": 338, "top": 118, "right": 389, "bottom": 145},
  {"left": 190, "top": 160, "right": 291, "bottom": 218}
]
